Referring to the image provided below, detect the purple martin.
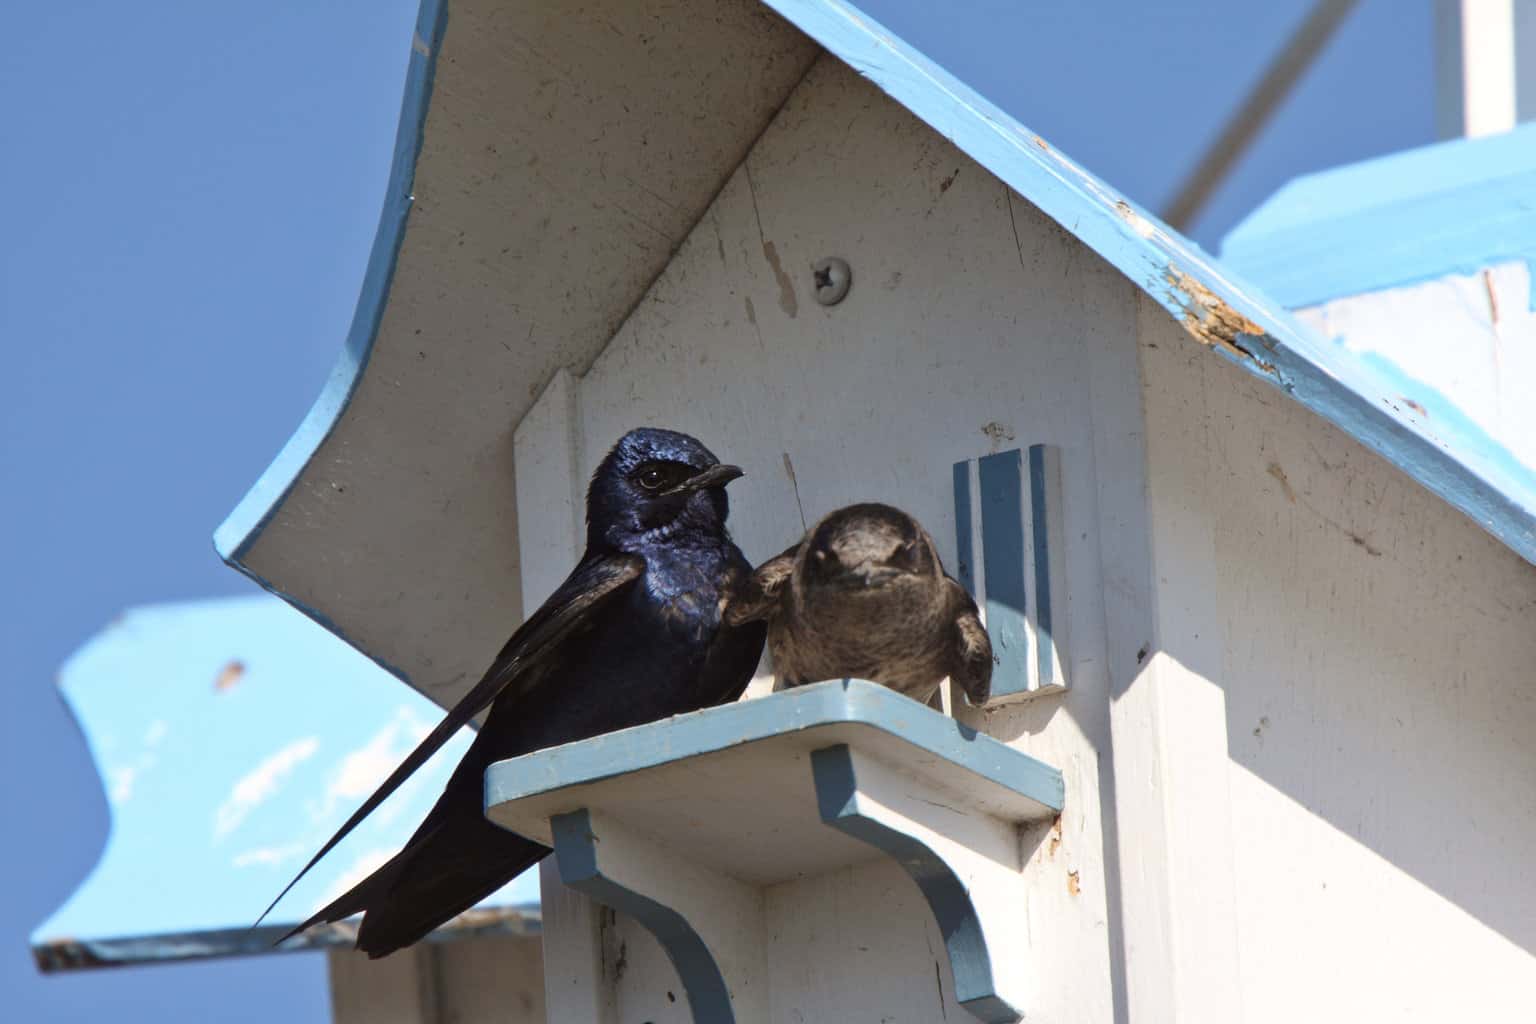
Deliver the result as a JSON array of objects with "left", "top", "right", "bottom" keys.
[
  {"left": 727, "top": 503, "right": 991, "bottom": 706},
  {"left": 262, "top": 428, "right": 765, "bottom": 958}
]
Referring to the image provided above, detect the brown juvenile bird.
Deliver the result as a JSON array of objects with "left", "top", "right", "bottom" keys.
[{"left": 728, "top": 503, "right": 992, "bottom": 705}]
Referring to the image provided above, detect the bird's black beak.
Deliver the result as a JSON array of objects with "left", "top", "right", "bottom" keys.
[{"left": 663, "top": 463, "right": 744, "bottom": 496}]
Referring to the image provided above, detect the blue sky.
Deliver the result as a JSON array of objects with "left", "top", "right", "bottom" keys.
[{"left": 0, "top": 1, "right": 1431, "bottom": 1020}]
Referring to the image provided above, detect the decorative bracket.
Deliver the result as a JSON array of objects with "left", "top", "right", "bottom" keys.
[
  {"left": 812, "top": 744, "right": 1028, "bottom": 1023},
  {"left": 487, "top": 679, "right": 1063, "bottom": 1023}
]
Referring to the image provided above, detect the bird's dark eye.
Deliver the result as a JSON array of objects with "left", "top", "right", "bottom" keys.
[{"left": 635, "top": 462, "right": 688, "bottom": 492}]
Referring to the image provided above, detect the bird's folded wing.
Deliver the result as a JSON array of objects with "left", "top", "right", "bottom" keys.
[
  {"left": 256, "top": 552, "right": 645, "bottom": 926},
  {"left": 946, "top": 578, "right": 994, "bottom": 706},
  {"left": 724, "top": 543, "right": 799, "bottom": 624}
]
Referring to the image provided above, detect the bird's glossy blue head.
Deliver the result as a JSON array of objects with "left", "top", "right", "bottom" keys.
[{"left": 586, "top": 428, "right": 743, "bottom": 551}]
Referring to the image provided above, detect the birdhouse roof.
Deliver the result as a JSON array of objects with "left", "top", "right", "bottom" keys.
[
  {"left": 215, "top": 0, "right": 1536, "bottom": 709},
  {"left": 1222, "top": 122, "right": 1536, "bottom": 310},
  {"left": 1221, "top": 123, "right": 1536, "bottom": 565},
  {"left": 32, "top": 595, "right": 538, "bottom": 970}
]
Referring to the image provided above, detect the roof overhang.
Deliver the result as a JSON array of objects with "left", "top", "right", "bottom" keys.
[
  {"left": 32, "top": 596, "right": 538, "bottom": 971},
  {"left": 218, "top": 0, "right": 1536, "bottom": 708}
]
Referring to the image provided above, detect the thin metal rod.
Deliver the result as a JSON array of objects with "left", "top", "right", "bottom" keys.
[{"left": 1162, "top": 0, "right": 1361, "bottom": 231}]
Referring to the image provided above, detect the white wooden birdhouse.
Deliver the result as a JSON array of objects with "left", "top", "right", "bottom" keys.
[{"left": 202, "top": 1, "right": 1536, "bottom": 1021}]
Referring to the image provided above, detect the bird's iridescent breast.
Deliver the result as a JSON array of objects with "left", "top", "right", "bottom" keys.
[{"left": 641, "top": 541, "right": 735, "bottom": 642}]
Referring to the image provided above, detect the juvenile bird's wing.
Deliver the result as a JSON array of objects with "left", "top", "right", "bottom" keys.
[
  {"left": 256, "top": 552, "right": 644, "bottom": 927},
  {"left": 724, "top": 543, "right": 799, "bottom": 625},
  {"left": 946, "top": 579, "right": 994, "bottom": 706}
]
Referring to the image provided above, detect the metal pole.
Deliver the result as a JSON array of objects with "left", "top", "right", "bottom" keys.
[{"left": 1162, "top": 0, "right": 1361, "bottom": 232}]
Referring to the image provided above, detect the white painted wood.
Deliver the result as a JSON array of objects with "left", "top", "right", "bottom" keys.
[
  {"left": 1436, "top": 0, "right": 1522, "bottom": 137},
  {"left": 517, "top": 55, "right": 1124, "bottom": 1024},
  {"left": 329, "top": 937, "right": 547, "bottom": 1024},
  {"left": 514, "top": 384, "right": 619, "bottom": 1024},
  {"left": 1079, "top": 275, "right": 1158, "bottom": 1024},
  {"left": 488, "top": 715, "right": 1057, "bottom": 875},
  {"left": 514, "top": 368, "right": 585, "bottom": 599},
  {"left": 329, "top": 946, "right": 440, "bottom": 1024},
  {"left": 763, "top": 862, "right": 967, "bottom": 1022},
  {"left": 1294, "top": 260, "right": 1536, "bottom": 474},
  {"left": 559, "top": 809, "right": 769, "bottom": 1024},
  {"left": 496, "top": 23, "right": 1536, "bottom": 1023},
  {"left": 238, "top": 0, "right": 819, "bottom": 710},
  {"left": 537, "top": 859, "right": 618, "bottom": 1024},
  {"left": 438, "top": 935, "right": 547, "bottom": 1023},
  {"left": 838, "top": 746, "right": 1033, "bottom": 1015},
  {"left": 1115, "top": 298, "right": 1245, "bottom": 1024},
  {"left": 488, "top": 706, "right": 1054, "bottom": 1023},
  {"left": 1172, "top": 329, "right": 1536, "bottom": 1024}
]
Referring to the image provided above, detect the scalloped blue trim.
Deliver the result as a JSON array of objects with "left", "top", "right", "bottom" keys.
[{"left": 214, "top": 0, "right": 448, "bottom": 563}]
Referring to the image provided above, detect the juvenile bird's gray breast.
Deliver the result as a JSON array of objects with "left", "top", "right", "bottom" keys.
[{"left": 773, "top": 576, "right": 955, "bottom": 700}]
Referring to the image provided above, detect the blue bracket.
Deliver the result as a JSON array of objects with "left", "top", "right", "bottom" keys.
[
  {"left": 487, "top": 680, "right": 1060, "bottom": 1023},
  {"left": 813, "top": 744, "right": 1021, "bottom": 1023},
  {"left": 552, "top": 809, "right": 735, "bottom": 1024}
]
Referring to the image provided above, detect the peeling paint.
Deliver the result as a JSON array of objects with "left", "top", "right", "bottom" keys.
[
  {"left": 1114, "top": 199, "right": 1157, "bottom": 240},
  {"left": 1165, "top": 268, "right": 1277, "bottom": 375},
  {"left": 214, "top": 659, "right": 245, "bottom": 693},
  {"left": 980, "top": 421, "right": 1015, "bottom": 448}
]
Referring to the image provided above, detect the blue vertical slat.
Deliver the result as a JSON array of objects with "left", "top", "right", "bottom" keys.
[
  {"left": 1028, "top": 444, "right": 1054, "bottom": 690},
  {"left": 978, "top": 449, "right": 1027, "bottom": 697},
  {"left": 952, "top": 461, "right": 975, "bottom": 596}
]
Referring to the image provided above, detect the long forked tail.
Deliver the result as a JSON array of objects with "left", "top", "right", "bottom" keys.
[{"left": 283, "top": 817, "right": 547, "bottom": 959}]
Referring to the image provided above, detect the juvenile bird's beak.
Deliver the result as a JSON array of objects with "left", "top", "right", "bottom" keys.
[{"left": 664, "top": 463, "right": 744, "bottom": 496}]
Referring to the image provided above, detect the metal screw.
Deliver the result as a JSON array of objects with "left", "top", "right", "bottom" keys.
[{"left": 812, "top": 257, "right": 852, "bottom": 306}]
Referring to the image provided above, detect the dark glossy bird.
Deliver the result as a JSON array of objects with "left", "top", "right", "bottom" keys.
[
  {"left": 727, "top": 502, "right": 991, "bottom": 706},
  {"left": 261, "top": 428, "right": 765, "bottom": 958}
]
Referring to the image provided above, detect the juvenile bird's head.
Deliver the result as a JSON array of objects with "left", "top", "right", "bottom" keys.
[
  {"left": 802, "top": 503, "right": 936, "bottom": 591},
  {"left": 587, "top": 428, "right": 744, "bottom": 551}
]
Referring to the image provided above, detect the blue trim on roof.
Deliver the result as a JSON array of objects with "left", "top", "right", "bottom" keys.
[
  {"left": 1220, "top": 124, "right": 1536, "bottom": 309},
  {"left": 217, "top": 0, "right": 1536, "bottom": 594},
  {"left": 213, "top": 0, "right": 447, "bottom": 563},
  {"left": 759, "top": 0, "right": 1536, "bottom": 564}
]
